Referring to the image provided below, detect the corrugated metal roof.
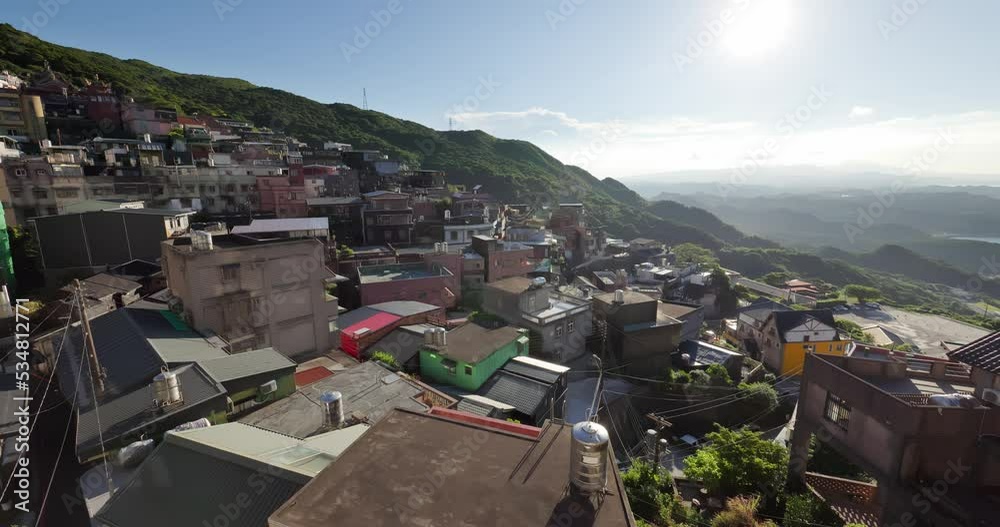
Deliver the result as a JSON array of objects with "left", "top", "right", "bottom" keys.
[
  {"left": 477, "top": 370, "right": 550, "bottom": 417},
  {"left": 232, "top": 217, "right": 329, "bottom": 234},
  {"left": 198, "top": 348, "right": 295, "bottom": 383},
  {"left": 367, "top": 328, "right": 426, "bottom": 365},
  {"left": 75, "top": 364, "right": 226, "bottom": 460},
  {"left": 342, "top": 312, "right": 401, "bottom": 338},
  {"left": 240, "top": 362, "right": 429, "bottom": 438},
  {"left": 502, "top": 357, "right": 567, "bottom": 385},
  {"left": 335, "top": 307, "right": 381, "bottom": 331},
  {"left": 95, "top": 426, "right": 307, "bottom": 527},
  {"left": 369, "top": 300, "right": 440, "bottom": 318}
]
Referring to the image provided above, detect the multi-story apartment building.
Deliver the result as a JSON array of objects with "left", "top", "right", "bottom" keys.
[
  {"left": 307, "top": 196, "right": 365, "bottom": 246},
  {"left": 362, "top": 191, "right": 413, "bottom": 246},
  {"left": 471, "top": 235, "right": 536, "bottom": 283},
  {"left": 0, "top": 88, "right": 46, "bottom": 140},
  {"left": 592, "top": 290, "right": 683, "bottom": 376},
  {"left": 482, "top": 276, "right": 592, "bottom": 363},
  {"left": 161, "top": 233, "right": 339, "bottom": 357},
  {"left": 1, "top": 144, "right": 94, "bottom": 223},
  {"left": 790, "top": 344, "right": 1000, "bottom": 527},
  {"left": 144, "top": 164, "right": 276, "bottom": 214}
]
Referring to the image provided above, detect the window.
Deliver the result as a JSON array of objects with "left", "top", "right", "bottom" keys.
[
  {"left": 55, "top": 189, "right": 78, "bottom": 199},
  {"left": 240, "top": 184, "right": 249, "bottom": 192},
  {"left": 35, "top": 169, "right": 46, "bottom": 177},
  {"left": 527, "top": 296, "right": 536, "bottom": 311},
  {"left": 450, "top": 230, "right": 459, "bottom": 241},
  {"left": 803, "top": 335, "right": 810, "bottom": 342},
  {"left": 555, "top": 325, "right": 564, "bottom": 338},
  {"left": 32, "top": 189, "right": 48, "bottom": 199},
  {"left": 14, "top": 168, "right": 26, "bottom": 177},
  {"left": 464, "top": 365, "right": 473, "bottom": 376},
  {"left": 442, "top": 358, "right": 457, "bottom": 375},
  {"left": 823, "top": 393, "right": 851, "bottom": 429},
  {"left": 10, "top": 189, "right": 22, "bottom": 198},
  {"left": 568, "top": 320, "right": 575, "bottom": 333},
  {"left": 221, "top": 264, "right": 240, "bottom": 282}
]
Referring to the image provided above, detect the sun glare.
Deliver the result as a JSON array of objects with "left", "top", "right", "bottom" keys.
[{"left": 723, "top": 0, "right": 793, "bottom": 59}]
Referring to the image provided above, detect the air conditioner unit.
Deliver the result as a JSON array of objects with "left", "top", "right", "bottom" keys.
[
  {"left": 981, "top": 388, "right": 1000, "bottom": 406},
  {"left": 259, "top": 380, "right": 278, "bottom": 395}
]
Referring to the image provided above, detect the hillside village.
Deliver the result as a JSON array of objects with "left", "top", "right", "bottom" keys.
[{"left": 0, "top": 63, "right": 999, "bottom": 527}]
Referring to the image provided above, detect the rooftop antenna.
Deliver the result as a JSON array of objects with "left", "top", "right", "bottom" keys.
[{"left": 362, "top": 88, "right": 368, "bottom": 111}]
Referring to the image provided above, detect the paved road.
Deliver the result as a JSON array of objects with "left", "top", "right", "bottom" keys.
[{"left": 837, "top": 306, "right": 990, "bottom": 356}]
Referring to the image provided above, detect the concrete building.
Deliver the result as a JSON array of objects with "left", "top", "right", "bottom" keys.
[
  {"left": 362, "top": 191, "right": 414, "bottom": 246},
  {"left": 357, "top": 261, "right": 459, "bottom": 309},
  {"left": 592, "top": 290, "right": 683, "bottom": 376},
  {"left": 759, "top": 309, "right": 849, "bottom": 376},
  {"left": 420, "top": 323, "right": 528, "bottom": 391},
  {"left": 307, "top": 196, "right": 365, "bottom": 246},
  {"left": 162, "top": 233, "right": 339, "bottom": 357},
  {"left": 482, "top": 277, "right": 593, "bottom": 363},
  {"left": 790, "top": 348, "right": 1000, "bottom": 527},
  {"left": 266, "top": 407, "right": 638, "bottom": 527},
  {"left": 0, "top": 88, "right": 46, "bottom": 140},
  {"left": 471, "top": 235, "right": 536, "bottom": 283}
]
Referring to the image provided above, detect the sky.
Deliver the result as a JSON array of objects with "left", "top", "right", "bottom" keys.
[{"left": 4, "top": 0, "right": 1000, "bottom": 180}]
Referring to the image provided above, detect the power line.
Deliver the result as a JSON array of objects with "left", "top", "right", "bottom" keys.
[{"left": 0, "top": 296, "right": 81, "bottom": 502}]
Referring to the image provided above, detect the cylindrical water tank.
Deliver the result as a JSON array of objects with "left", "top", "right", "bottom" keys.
[
  {"left": 320, "top": 391, "right": 344, "bottom": 429},
  {"left": 153, "top": 369, "right": 183, "bottom": 406},
  {"left": 569, "top": 421, "right": 610, "bottom": 495}
]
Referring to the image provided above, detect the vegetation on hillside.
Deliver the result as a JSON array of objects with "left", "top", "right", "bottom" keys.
[{"left": 0, "top": 23, "right": 746, "bottom": 248}]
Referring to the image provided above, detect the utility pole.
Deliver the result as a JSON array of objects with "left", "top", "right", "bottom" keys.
[
  {"left": 75, "top": 279, "right": 105, "bottom": 398},
  {"left": 363, "top": 88, "right": 368, "bottom": 111},
  {"left": 646, "top": 413, "right": 674, "bottom": 463}
]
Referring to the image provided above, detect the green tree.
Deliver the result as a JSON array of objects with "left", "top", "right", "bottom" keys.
[
  {"left": 834, "top": 319, "right": 874, "bottom": 344},
  {"left": 783, "top": 493, "right": 842, "bottom": 527},
  {"left": 370, "top": 350, "right": 399, "bottom": 368},
  {"left": 705, "top": 364, "right": 733, "bottom": 387},
  {"left": 622, "top": 459, "right": 674, "bottom": 525},
  {"left": 670, "top": 370, "right": 691, "bottom": 384},
  {"left": 710, "top": 496, "right": 777, "bottom": 527},
  {"left": 683, "top": 425, "right": 789, "bottom": 497},
  {"left": 673, "top": 243, "right": 718, "bottom": 267},
  {"left": 844, "top": 284, "right": 881, "bottom": 304},
  {"left": 711, "top": 267, "right": 740, "bottom": 317},
  {"left": 688, "top": 369, "right": 711, "bottom": 386},
  {"left": 737, "top": 382, "right": 780, "bottom": 416}
]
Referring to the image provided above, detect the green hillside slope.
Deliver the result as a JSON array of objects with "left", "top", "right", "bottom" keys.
[{"left": 0, "top": 23, "right": 756, "bottom": 246}]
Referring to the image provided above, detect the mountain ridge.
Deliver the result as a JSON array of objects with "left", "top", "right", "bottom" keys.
[{"left": 0, "top": 22, "right": 768, "bottom": 248}]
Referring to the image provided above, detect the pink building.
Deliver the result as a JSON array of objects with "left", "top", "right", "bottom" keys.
[
  {"left": 358, "top": 261, "right": 459, "bottom": 309},
  {"left": 256, "top": 174, "right": 307, "bottom": 217}
]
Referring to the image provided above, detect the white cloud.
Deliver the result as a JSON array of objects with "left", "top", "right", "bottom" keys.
[
  {"left": 848, "top": 105, "right": 874, "bottom": 119},
  {"left": 444, "top": 105, "right": 1000, "bottom": 178}
]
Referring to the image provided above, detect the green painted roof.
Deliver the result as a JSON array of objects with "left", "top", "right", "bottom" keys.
[{"left": 197, "top": 347, "right": 295, "bottom": 383}]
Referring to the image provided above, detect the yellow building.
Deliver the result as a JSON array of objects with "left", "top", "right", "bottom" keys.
[
  {"left": 760, "top": 310, "right": 849, "bottom": 376},
  {"left": 0, "top": 89, "right": 46, "bottom": 141}
]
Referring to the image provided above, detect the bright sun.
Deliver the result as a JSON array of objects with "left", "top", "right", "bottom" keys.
[{"left": 723, "top": 0, "right": 793, "bottom": 59}]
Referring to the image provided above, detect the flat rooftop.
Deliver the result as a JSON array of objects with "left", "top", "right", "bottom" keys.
[
  {"left": 358, "top": 262, "right": 452, "bottom": 284},
  {"left": 267, "top": 408, "right": 636, "bottom": 527}
]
